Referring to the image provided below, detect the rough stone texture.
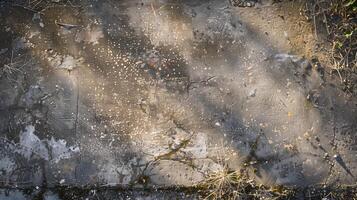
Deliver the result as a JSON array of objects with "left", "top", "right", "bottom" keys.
[{"left": 0, "top": 0, "right": 356, "bottom": 198}]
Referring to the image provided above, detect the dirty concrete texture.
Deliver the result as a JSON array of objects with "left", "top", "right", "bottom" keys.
[{"left": 0, "top": 0, "right": 356, "bottom": 199}]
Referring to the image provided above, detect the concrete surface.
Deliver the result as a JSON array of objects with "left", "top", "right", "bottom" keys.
[{"left": 0, "top": 0, "right": 356, "bottom": 198}]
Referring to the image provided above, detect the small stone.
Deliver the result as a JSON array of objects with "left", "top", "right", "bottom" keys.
[
  {"left": 249, "top": 89, "right": 257, "bottom": 97},
  {"left": 307, "top": 94, "right": 311, "bottom": 100},
  {"left": 315, "top": 136, "right": 320, "bottom": 142},
  {"left": 324, "top": 153, "right": 329, "bottom": 159}
]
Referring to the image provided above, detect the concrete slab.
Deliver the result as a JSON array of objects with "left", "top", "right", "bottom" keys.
[{"left": 0, "top": 0, "right": 356, "bottom": 198}]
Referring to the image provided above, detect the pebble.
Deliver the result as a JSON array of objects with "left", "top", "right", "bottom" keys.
[{"left": 249, "top": 89, "right": 257, "bottom": 97}]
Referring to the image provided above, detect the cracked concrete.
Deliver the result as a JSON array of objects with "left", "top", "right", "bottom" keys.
[{"left": 0, "top": 0, "right": 356, "bottom": 199}]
